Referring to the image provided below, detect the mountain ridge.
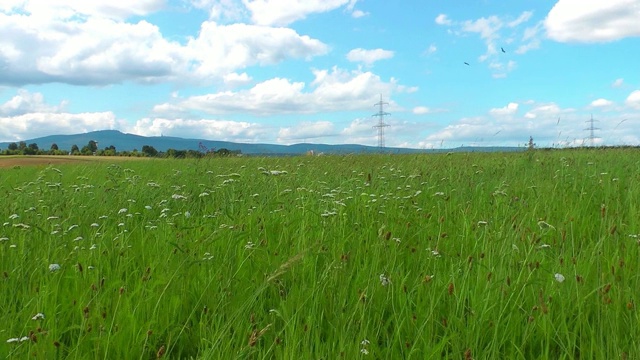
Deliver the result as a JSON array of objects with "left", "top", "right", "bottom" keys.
[{"left": 0, "top": 130, "right": 523, "bottom": 155}]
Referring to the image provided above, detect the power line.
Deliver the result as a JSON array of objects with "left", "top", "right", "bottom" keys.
[{"left": 372, "top": 94, "right": 390, "bottom": 149}]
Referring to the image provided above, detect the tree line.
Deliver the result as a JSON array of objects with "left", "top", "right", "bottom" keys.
[{"left": 0, "top": 140, "right": 240, "bottom": 158}]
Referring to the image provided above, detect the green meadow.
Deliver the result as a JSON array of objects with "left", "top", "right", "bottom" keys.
[{"left": 1, "top": 149, "right": 639, "bottom": 359}]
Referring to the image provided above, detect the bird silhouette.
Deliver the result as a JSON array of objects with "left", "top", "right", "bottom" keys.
[
  {"left": 464, "top": 62, "right": 470, "bottom": 66},
  {"left": 501, "top": 47, "right": 506, "bottom": 53}
]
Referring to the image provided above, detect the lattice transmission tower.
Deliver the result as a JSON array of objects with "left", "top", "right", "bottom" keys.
[
  {"left": 584, "top": 114, "right": 600, "bottom": 147},
  {"left": 372, "top": 94, "right": 390, "bottom": 149}
]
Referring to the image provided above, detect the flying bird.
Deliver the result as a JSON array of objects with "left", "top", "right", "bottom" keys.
[
  {"left": 501, "top": 47, "right": 506, "bottom": 53},
  {"left": 557, "top": 117, "right": 560, "bottom": 125},
  {"left": 493, "top": 130, "right": 502, "bottom": 136},
  {"left": 464, "top": 62, "right": 470, "bottom": 66}
]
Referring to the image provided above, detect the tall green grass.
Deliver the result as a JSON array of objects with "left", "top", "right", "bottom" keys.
[{"left": 1, "top": 149, "right": 639, "bottom": 359}]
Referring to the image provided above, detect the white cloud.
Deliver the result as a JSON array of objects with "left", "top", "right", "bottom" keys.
[
  {"left": 413, "top": 106, "right": 431, "bottom": 115},
  {"left": 626, "top": 90, "right": 640, "bottom": 109},
  {"left": 351, "top": 9, "right": 368, "bottom": 18},
  {"left": 508, "top": 11, "right": 533, "bottom": 27},
  {"left": 490, "top": 102, "right": 519, "bottom": 116},
  {"left": 1, "top": 0, "right": 165, "bottom": 20},
  {"left": 223, "top": 72, "right": 253, "bottom": 87},
  {"left": 0, "top": 11, "right": 328, "bottom": 86},
  {"left": 424, "top": 44, "right": 437, "bottom": 55},
  {"left": 278, "top": 121, "right": 335, "bottom": 142},
  {"left": 0, "top": 112, "right": 121, "bottom": 142},
  {"left": 523, "top": 103, "right": 563, "bottom": 119},
  {"left": 129, "top": 117, "right": 269, "bottom": 142},
  {"left": 346, "top": 48, "right": 394, "bottom": 66},
  {"left": 0, "top": 90, "right": 66, "bottom": 116},
  {"left": 545, "top": 0, "right": 640, "bottom": 43},
  {"left": 154, "top": 67, "right": 404, "bottom": 117},
  {"left": 612, "top": 78, "right": 624, "bottom": 88},
  {"left": 590, "top": 98, "right": 613, "bottom": 107},
  {"left": 243, "top": 0, "right": 356, "bottom": 26},
  {"left": 435, "top": 14, "right": 452, "bottom": 25}
]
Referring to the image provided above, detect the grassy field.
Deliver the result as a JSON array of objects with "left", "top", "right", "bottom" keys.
[{"left": 1, "top": 149, "right": 639, "bottom": 359}]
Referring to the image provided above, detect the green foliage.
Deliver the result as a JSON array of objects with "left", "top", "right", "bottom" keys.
[{"left": 1, "top": 150, "right": 639, "bottom": 358}]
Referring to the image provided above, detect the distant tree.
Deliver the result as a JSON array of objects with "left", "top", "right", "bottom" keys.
[
  {"left": 87, "top": 140, "right": 98, "bottom": 153},
  {"left": 215, "top": 148, "right": 231, "bottom": 156},
  {"left": 23, "top": 143, "right": 39, "bottom": 155},
  {"left": 141, "top": 145, "right": 158, "bottom": 157},
  {"left": 71, "top": 144, "right": 80, "bottom": 155},
  {"left": 50, "top": 143, "right": 59, "bottom": 151},
  {"left": 18, "top": 141, "right": 26, "bottom": 151},
  {"left": 8, "top": 143, "right": 18, "bottom": 151}
]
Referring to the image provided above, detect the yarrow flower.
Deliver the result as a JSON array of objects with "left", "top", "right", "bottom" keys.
[
  {"left": 31, "top": 313, "right": 45, "bottom": 320},
  {"left": 379, "top": 273, "right": 390, "bottom": 286},
  {"left": 49, "top": 264, "right": 61, "bottom": 272},
  {"left": 554, "top": 273, "right": 565, "bottom": 283}
]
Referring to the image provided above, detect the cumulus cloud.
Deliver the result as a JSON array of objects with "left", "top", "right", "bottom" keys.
[
  {"left": 490, "top": 102, "right": 519, "bottom": 116},
  {"left": 1, "top": 0, "right": 165, "bottom": 20},
  {"left": 590, "top": 98, "right": 613, "bottom": 107},
  {"left": 0, "top": 90, "right": 66, "bottom": 116},
  {"left": 435, "top": 14, "right": 452, "bottom": 25},
  {"left": 545, "top": 0, "right": 640, "bottom": 43},
  {"left": 0, "top": 10, "right": 328, "bottom": 86},
  {"left": 129, "top": 117, "right": 269, "bottom": 142},
  {"left": 626, "top": 90, "right": 640, "bottom": 109},
  {"left": 346, "top": 48, "right": 394, "bottom": 66},
  {"left": 243, "top": 0, "right": 357, "bottom": 26},
  {"left": 153, "top": 67, "right": 406, "bottom": 117},
  {"left": 0, "top": 112, "right": 121, "bottom": 142}
]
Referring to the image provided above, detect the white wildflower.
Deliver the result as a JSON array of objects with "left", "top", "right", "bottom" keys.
[
  {"left": 433, "top": 192, "right": 445, "bottom": 197},
  {"left": 118, "top": 208, "right": 128, "bottom": 214},
  {"left": 46, "top": 216, "right": 59, "bottom": 221},
  {"left": 184, "top": 211, "right": 191, "bottom": 218},
  {"left": 6, "top": 337, "right": 30, "bottom": 343},
  {"left": 554, "top": 273, "right": 565, "bottom": 283},
  {"left": 199, "top": 192, "right": 210, "bottom": 197},
  {"left": 379, "top": 273, "right": 390, "bottom": 286},
  {"left": 31, "top": 313, "right": 45, "bottom": 320},
  {"left": 145, "top": 205, "right": 152, "bottom": 210},
  {"left": 90, "top": 223, "right": 99, "bottom": 227},
  {"left": 8, "top": 214, "right": 19, "bottom": 220},
  {"left": 171, "top": 194, "right": 187, "bottom": 200},
  {"left": 244, "top": 242, "right": 255, "bottom": 249},
  {"left": 477, "top": 220, "right": 488, "bottom": 226},
  {"left": 360, "top": 348, "right": 369, "bottom": 355},
  {"left": 0, "top": 237, "right": 8, "bottom": 242},
  {"left": 49, "top": 264, "right": 61, "bottom": 272},
  {"left": 68, "top": 224, "right": 79, "bottom": 231},
  {"left": 538, "top": 244, "right": 551, "bottom": 249},
  {"left": 73, "top": 236, "right": 83, "bottom": 242},
  {"left": 538, "top": 221, "right": 555, "bottom": 230}
]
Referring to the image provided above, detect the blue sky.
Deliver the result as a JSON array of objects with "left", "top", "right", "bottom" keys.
[{"left": 1, "top": 0, "right": 639, "bottom": 149}]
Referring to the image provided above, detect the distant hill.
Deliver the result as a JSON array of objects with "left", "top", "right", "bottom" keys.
[{"left": 0, "top": 130, "right": 523, "bottom": 155}]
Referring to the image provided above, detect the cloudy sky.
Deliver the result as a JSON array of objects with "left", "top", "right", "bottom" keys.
[{"left": 1, "top": 0, "right": 639, "bottom": 148}]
